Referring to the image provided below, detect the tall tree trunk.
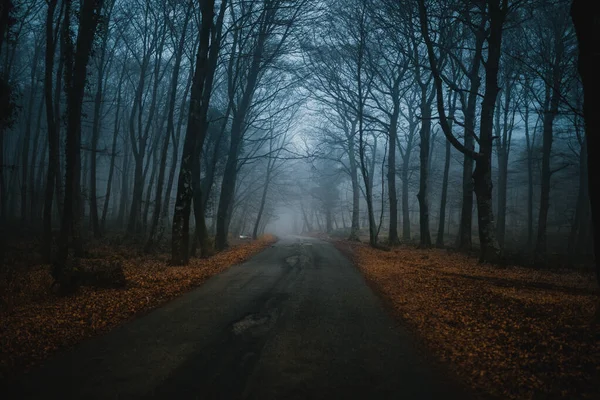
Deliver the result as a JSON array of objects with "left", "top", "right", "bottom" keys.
[
  {"left": 348, "top": 133, "right": 361, "bottom": 241},
  {"left": 43, "top": 0, "right": 60, "bottom": 262},
  {"left": 161, "top": 68, "right": 193, "bottom": 232},
  {"left": 401, "top": 148, "right": 411, "bottom": 241},
  {"left": 436, "top": 139, "right": 451, "bottom": 248},
  {"left": 436, "top": 91, "right": 457, "bottom": 248},
  {"left": 191, "top": 148, "right": 210, "bottom": 257},
  {"left": 534, "top": 39, "right": 564, "bottom": 262},
  {"left": 191, "top": 0, "right": 227, "bottom": 257},
  {"left": 456, "top": 25, "right": 486, "bottom": 252},
  {"left": 417, "top": 86, "right": 432, "bottom": 248},
  {"left": 29, "top": 96, "right": 45, "bottom": 220},
  {"left": 0, "top": 123, "right": 5, "bottom": 226},
  {"left": 253, "top": 167, "right": 272, "bottom": 240},
  {"left": 496, "top": 73, "right": 514, "bottom": 247},
  {"left": 522, "top": 79, "right": 535, "bottom": 252},
  {"left": 89, "top": 5, "right": 112, "bottom": 238},
  {"left": 301, "top": 203, "right": 312, "bottom": 233},
  {"left": 172, "top": 0, "right": 216, "bottom": 264},
  {"left": 35, "top": 140, "right": 48, "bottom": 212},
  {"left": 54, "top": 25, "right": 65, "bottom": 213},
  {"left": 117, "top": 127, "right": 130, "bottom": 229},
  {"left": 146, "top": 0, "right": 193, "bottom": 251},
  {"left": 53, "top": 0, "right": 104, "bottom": 293},
  {"left": 216, "top": 96, "right": 260, "bottom": 248},
  {"left": 201, "top": 103, "right": 229, "bottom": 212},
  {"left": 142, "top": 147, "right": 159, "bottom": 232},
  {"left": 127, "top": 24, "right": 165, "bottom": 236},
  {"left": 21, "top": 43, "right": 41, "bottom": 224},
  {"left": 571, "top": 0, "right": 600, "bottom": 301},
  {"left": 215, "top": 2, "right": 276, "bottom": 250},
  {"left": 356, "top": 35, "right": 376, "bottom": 246},
  {"left": 419, "top": 0, "right": 503, "bottom": 263},
  {"left": 569, "top": 139, "right": 588, "bottom": 260},
  {"left": 387, "top": 95, "right": 400, "bottom": 245},
  {"left": 101, "top": 63, "right": 126, "bottom": 230},
  {"left": 471, "top": 2, "right": 505, "bottom": 263}
]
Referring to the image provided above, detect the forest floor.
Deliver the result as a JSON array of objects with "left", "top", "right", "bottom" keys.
[
  {"left": 334, "top": 240, "right": 600, "bottom": 399},
  {"left": 0, "top": 234, "right": 277, "bottom": 382}
]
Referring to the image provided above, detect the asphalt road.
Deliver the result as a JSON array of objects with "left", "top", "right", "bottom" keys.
[{"left": 8, "top": 236, "right": 469, "bottom": 400}]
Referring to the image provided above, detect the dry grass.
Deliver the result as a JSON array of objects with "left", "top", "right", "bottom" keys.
[
  {"left": 0, "top": 235, "right": 276, "bottom": 381},
  {"left": 340, "top": 241, "right": 600, "bottom": 400}
]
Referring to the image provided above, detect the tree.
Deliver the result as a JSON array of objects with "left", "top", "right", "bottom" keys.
[
  {"left": 53, "top": 0, "right": 105, "bottom": 293},
  {"left": 215, "top": 0, "right": 309, "bottom": 250},
  {"left": 494, "top": 61, "right": 517, "bottom": 248},
  {"left": 145, "top": 0, "right": 194, "bottom": 252},
  {"left": 436, "top": 89, "right": 457, "bottom": 247},
  {"left": 171, "top": 0, "right": 217, "bottom": 265},
  {"left": 89, "top": 0, "right": 116, "bottom": 238},
  {"left": 533, "top": 3, "right": 573, "bottom": 262},
  {"left": 367, "top": 0, "right": 411, "bottom": 245},
  {"left": 419, "top": 0, "right": 508, "bottom": 263},
  {"left": 42, "top": 0, "right": 62, "bottom": 261},
  {"left": 571, "top": 0, "right": 600, "bottom": 290}
]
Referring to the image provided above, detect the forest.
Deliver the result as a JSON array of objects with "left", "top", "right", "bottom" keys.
[
  {"left": 0, "top": 0, "right": 599, "bottom": 398},
  {"left": 1, "top": 0, "right": 596, "bottom": 282}
]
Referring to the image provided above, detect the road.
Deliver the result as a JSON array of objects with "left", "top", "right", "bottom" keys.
[{"left": 8, "top": 236, "right": 469, "bottom": 399}]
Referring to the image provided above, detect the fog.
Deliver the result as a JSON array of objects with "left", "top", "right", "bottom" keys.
[{"left": 0, "top": 0, "right": 592, "bottom": 268}]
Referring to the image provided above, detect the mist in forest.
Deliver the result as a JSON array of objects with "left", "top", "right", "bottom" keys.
[{"left": 0, "top": 0, "right": 594, "bottom": 279}]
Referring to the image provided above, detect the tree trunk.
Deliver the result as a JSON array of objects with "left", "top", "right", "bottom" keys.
[
  {"left": 535, "top": 38, "right": 563, "bottom": 262},
  {"left": 117, "top": 128, "right": 130, "bottom": 229},
  {"left": 348, "top": 134, "right": 361, "bottom": 241},
  {"left": 29, "top": 96, "right": 45, "bottom": 220},
  {"left": 127, "top": 25, "right": 165, "bottom": 236},
  {"left": 522, "top": 78, "right": 535, "bottom": 252},
  {"left": 89, "top": 8, "right": 112, "bottom": 238},
  {"left": 216, "top": 107, "right": 257, "bottom": 249},
  {"left": 301, "top": 203, "right": 313, "bottom": 232},
  {"left": 436, "top": 91, "right": 456, "bottom": 248},
  {"left": 43, "top": 0, "right": 60, "bottom": 261},
  {"left": 569, "top": 139, "right": 589, "bottom": 260},
  {"left": 253, "top": 165, "right": 272, "bottom": 240},
  {"left": 101, "top": 63, "right": 126, "bottom": 230},
  {"left": 418, "top": 0, "right": 503, "bottom": 263},
  {"left": 146, "top": 1, "right": 192, "bottom": 251},
  {"left": 387, "top": 97, "right": 400, "bottom": 245},
  {"left": 161, "top": 69, "right": 192, "bottom": 231},
  {"left": 172, "top": 0, "right": 216, "bottom": 264},
  {"left": 456, "top": 27, "right": 486, "bottom": 252},
  {"left": 417, "top": 87, "right": 432, "bottom": 248},
  {"left": 53, "top": 0, "right": 104, "bottom": 293},
  {"left": 356, "top": 33, "right": 376, "bottom": 246},
  {"left": 54, "top": 25, "right": 65, "bottom": 213},
  {"left": 496, "top": 71, "right": 515, "bottom": 248},
  {"left": 191, "top": 141, "right": 210, "bottom": 257},
  {"left": 471, "top": 2, "right": 505, "bottom": 263},
  {"left": 437, "top": 140, "right": 451, "bottom": 248},
  {"left": 401, "top": 151, "right": 411, "bottom": 241},
  {"left": 142, "top": 148, "right": 159, "bottom": 232},
  {"left": 21, "top": 43, "right": 41, "bottom": 224},
  {"left": 0, "top": 124, "right": 5, "bottom": 226},
  {"left": 571, "top": 0, "right": 600, "bottom": 302}
]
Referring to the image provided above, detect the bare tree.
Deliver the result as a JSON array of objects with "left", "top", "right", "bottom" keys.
[
  {"left": 53, "top": 0, "right": 105, "bottom": 293},
  {"left": 215, "top": 0, "right": 309, "bottom": 249},
  {"left": 571, "top": 0, "right": 600, "bottom": 290},
  {"left": 419, "top": 0, "right": 510, "bottom": 262}
]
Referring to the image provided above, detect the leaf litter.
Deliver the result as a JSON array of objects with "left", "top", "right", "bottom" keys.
[
  {"left": 340, "top": 241, "right": 599, "bottom": 400},
  {"left": 0, "top": 235, "right": 276, "bottom": 382}
]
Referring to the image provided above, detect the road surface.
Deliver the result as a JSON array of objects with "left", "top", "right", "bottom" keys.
[{"left": 8, "top": 236, "right": 469, "bottom": 399}]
